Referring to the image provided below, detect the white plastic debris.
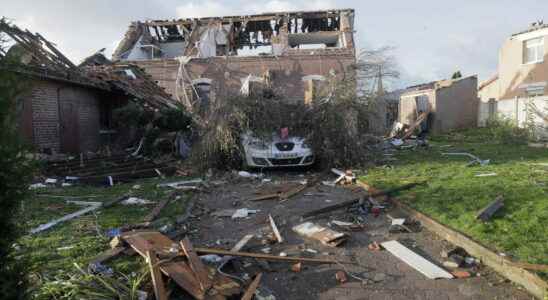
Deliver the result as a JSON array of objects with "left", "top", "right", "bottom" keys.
[
  {"left": 391, "top": 139, "right": 404, "bottom": 147},
  {"left": 238, "top": 171, "right": 263, "bottom": 178},
  {"left": 132, "top": 184, "right": 141, "bottom": 189},
  {"left": 57, "top": 246, "right": 75, "bottom": 251},
  {"left": 61, "top": 183, "right": 72, "bottom": 187},
  {"left": 261, "top": 178, "right": 272, "bottom": 183},
  {"left": 391, "top": 218, "right": 406, "bottom": 226},
  {"left": 231, "top": 208, "right": 259, "bottom": 219},
  {"left": 200, "top": 254, "right": 223, "bottom": 264},
  {"left": 322, "top": 181, "right": 336, "bottom": 187},
  {"left": 29, "top": 183, "right": 47, "bottom": 190},
  {"left": 278, "top": 252, "right": 287, "bottom": 257},
  {"left": 45, "top": 178, "right": 57, "bottom": 184},
  {"left": 475, "top": 173, "right": 497, "bottom": 177},
  {"left": 331, "top": 220, "right": 354, "bottom": 227},
  {"left": 121, "top": 197, "right": 154, "bottom": 205}
]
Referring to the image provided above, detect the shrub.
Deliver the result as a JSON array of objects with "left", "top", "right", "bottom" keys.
[
  {"left": 0, "top": 55, "right": 36, "bottom": 298},
  {"left": 486, "top": 116, "right": 531, "bottom": 145}
]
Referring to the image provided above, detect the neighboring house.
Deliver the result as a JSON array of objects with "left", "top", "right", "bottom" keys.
[
  {"left": 478, "top": 22, "right": 548, "bottom": 135},
  {"left": 112, "top": 9, "right": 356, "bottom": 108},
  {"left": 1, "top": 22, "right": 176, "bottom": 154},
  {"left": 399, "top": 75, "right": 478, "bottom": 133}
]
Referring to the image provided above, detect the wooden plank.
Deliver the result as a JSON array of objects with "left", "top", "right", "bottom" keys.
[
  {"left": 402, "top": 109, "right": 430, "bottom": 139},
  {"left": 194, "top": 248, "right": 347, "bottom": 264},
  {"left": 393, "top": 199, "right": 548, "bottom": 299},
  {"left": 122, "top": 231, "right": 205, "bottom": 299},
  {"left": 143, "top": 197, "right": 172, "bottom": 223},
  {"left": 381, "top": 240, "right": 453, "bottom": 279},
  {"left": 508, "top": 262, "right": 548, "bottom": 272},
  {"left": 89, "top": 247, "right": 126, "bottom": 265},
  {"left": 180, "top": 237, "right": 212, "bottom": 291},
  {"left": 147, "top": 250, "right": 168, "bottom": 300},
  {"left": 30, "top": 203, "right": 102, "bottom": 234},
  {"left": 241, "top": 273, "right": 263, "bottom": 300},
  {"left": 476, "top": 195, "right": 504, "bottom": 221},
  {"left": 161, "top": 261, "right": 205, "bottom": 300},
  {"left": 268, "top": 215, "right": 283, "bottom": 243},
  {"left": 301, "top": 182, "right": 422, "bottom": 218}
]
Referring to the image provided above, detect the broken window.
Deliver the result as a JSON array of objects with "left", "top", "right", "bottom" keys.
[
  {"left": 523, "top": 37, "right": 544, "bottom": 64},
  {"left": 193, "top": 82, "right": 211, "bottom": 111},
  {"left": 303, "top": 75, "right": 327, "bottom": 104}
]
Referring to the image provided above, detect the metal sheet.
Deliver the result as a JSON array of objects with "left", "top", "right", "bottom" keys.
[{"left": 381, "top": 240, "right": 453, "bottom": 279}]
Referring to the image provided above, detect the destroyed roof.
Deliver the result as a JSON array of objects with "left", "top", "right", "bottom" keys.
[
  {"left": 511, "top": 21, "right": 548, "bottom": 37},
  {"left": 144, "top": 8, "right": 354, "bottom": 26},
  {"left": 83, "top": 63, "right": 177, "bottom": 109},
  {"left": 0, "top": 20, "right": 177, "bottom": 109},
  {"left": 112, "top": 21, "right": 157, "bottom": 61}
]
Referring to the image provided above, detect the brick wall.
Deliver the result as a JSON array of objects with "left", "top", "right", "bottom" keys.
[
  {"left": 24, "top": 79, "right": 105, "bottom": 154},
  {"left": 131, "top": 52, "right": 356, "bottom": 104}
]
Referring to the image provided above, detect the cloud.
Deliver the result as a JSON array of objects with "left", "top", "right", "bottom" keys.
[
  {"left": 175, "top": 0, "right": 338, "bottom": 19},
  {"left": 176, "top": 1, "right": 236, "bottom": 18}
]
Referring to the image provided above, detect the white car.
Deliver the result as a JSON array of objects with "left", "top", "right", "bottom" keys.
[{"left": 242, "top": 133, "right": 315, "bottom": 168}]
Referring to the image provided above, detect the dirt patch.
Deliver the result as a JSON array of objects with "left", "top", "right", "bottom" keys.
[{"left": 178, "top": 171, "right": 532, "bottom": 300}]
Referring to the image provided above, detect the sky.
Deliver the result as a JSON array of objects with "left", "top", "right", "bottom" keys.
[{"left": 3, "top": 0, "right": 548, "bottom": 89}]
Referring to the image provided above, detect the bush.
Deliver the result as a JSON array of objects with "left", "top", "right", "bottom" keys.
[
  {"left": 0, "top": 58, "right": 36, "bottom": 298},
  {"left": 486, "top": 117, "right": 531, "bottom": 145}
]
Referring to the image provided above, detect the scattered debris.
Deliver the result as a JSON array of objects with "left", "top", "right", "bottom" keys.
[
  {"left": 335, "top": 270, "right": 348, "bottom": 283},
  {"left": 441, "top": 152, "right": 490, "bottom": 166},
  {"left": 211, "top": 209, "right": 237, "bottom": 218},
  {"left": 451, "top": 270, "right": 472, "bottom": 279},
  {"left": 194, "top": 247, "right": 346, "bottom": 264},
  {"left": 302, "top": 182, "right": 422, "bottom": 218},
  {"left": 146, "top": 250, "right": 168, "bottom": 300},
  {"left": 476, "top": 195, "right": 504, "bottom": 221},
  {"left": 29, "top": 183, "right": 47, "bottom": 190},
  {"left": 31, "top": 202, "right": 102, "bottom": 234},
  {"left": 475, "top": 173, "right": 497, "bottom": 177},
  {"left": 331, "top": 168, "right": 355, "bottom": 185},
  {"left": 381, "top": 240, "right": 453, "bottom": 279},
  {"left": 121, "top": 197, "right": 154, "bottom": 205},
  {"left": 268, "top": 215, "right": 283, "bottom": 243},
  {"left": 157, "top": 179, "right": 203, "bottom": 189},
  {"left": 292, "top": 222, "right": 349, "bottom": 247},
  {"left": 291, "top": 262, "right": 302, "bottom": 272},
  {"left": 232, "top": 208, "right": 260, "bottom": 219},
  {"left": 368, "top": 241, "right": 381, "bottom": 251},
  {"left": 241, "top": 273, "right": 263, "bottom": 300},
  {"left": 238, "top": 171, "right": 264, "bottom": 179}
]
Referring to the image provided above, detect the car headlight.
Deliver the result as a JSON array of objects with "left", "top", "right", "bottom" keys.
[
  {"left": 301, "top": 141, "right": 311, "bottom": 149},
  {"left": 249, "top": 140, "right": 269, "bottom": 150}
]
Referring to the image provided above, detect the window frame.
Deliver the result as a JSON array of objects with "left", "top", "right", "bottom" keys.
[{"left": 523, "top": 37, "right": 545, "bottom": 65}]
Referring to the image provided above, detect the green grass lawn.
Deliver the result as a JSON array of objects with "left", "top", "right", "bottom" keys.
[
  {"left": 362, "top": 128, "right": 548, "bottom": 278},
  {"left": 16, "top": 176, "right": 195, "bottom": 298}
]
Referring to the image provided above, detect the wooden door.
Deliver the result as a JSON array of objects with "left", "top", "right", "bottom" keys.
[{"left": 59, "top": 100, "right": 79, "bottom": 153}]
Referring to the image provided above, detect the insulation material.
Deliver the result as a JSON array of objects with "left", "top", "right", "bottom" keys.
[{"left": 197, "top": 25, "right": 228, "bottom": 58}]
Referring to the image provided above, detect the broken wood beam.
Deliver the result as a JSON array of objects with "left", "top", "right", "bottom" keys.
[
  {"left": 89, "top": 247, "right": 126, "bottom": 266},
  {"left": 194, "top": 248, "right": 348, "bottom": 264},
  {"left": 268, "top": 215, "right": 283, "bottom": 243},
  {"left": 301, "top": 182, "right": 423, "bottom": 218},
  {"left": 180, "top": 237, "right": 212, "bottom": 291},
  {"left": 476, "top": 195, "right": 504, "bottom": 222},
  {"left": 147, "top": 250, "right": 168, "bottom": 300},
  {"left": 280, "top": 177, "right": 319, "bottom": 201},
  {"left": 143, "top": 197, "right": 172, "bottom": 223},
  {"left": 507, "top": 262, "right": 548, "bottom": 272},
  {"left": 241, "top": 273, "right": 263, "bottom": 300}
]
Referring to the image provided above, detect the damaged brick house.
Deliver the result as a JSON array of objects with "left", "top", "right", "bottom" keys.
[
  {"left": 112, "top": 9, "right": 356, "bottom": 109},
  {"left": 399, "top": 75, "right": 479, "bottom": 133},
  {"left": 0, "top": 22, "right": 176, "bottom": 154}
]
